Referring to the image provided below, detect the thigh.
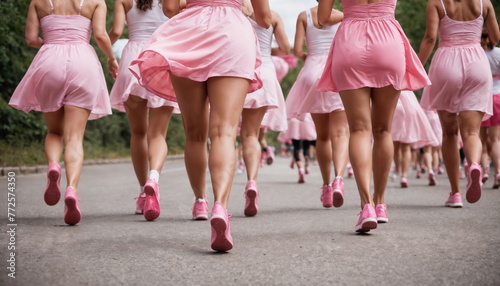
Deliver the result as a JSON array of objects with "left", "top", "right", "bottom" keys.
[
  {"left": 438, "top": 110, "right": 459, "bottom": 135},
  {"left": 43, "top": 108, "right": 65, "bottom": 135},
  {"left": 124, "top": 95, "right": 148, "bottom": 133},
  {"left": 371, "top": 86, "right": 400, "bottom": 133},
  {"left": 62, "top": 105, "right": 91, "bottom": 138},
  {"left": 149, "top": 106, "right": 175, "bottom": 136},
  {"left": 339, "top": 88, "right": 371, "bottom": 132}
]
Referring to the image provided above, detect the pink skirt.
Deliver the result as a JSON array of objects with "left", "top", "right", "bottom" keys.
[
  {"left": 391, "top": 91, "right": 439, "bottom": 148},
  {"left": 422, "top": 109, "right": 443, "bottom": 147},
  {"left": 481, "top": 94, "right": 500, "bottom": 127},
  {"left": 278, "top": 115, "right": 317, "bottom": 143},
  {"left": 129, "top": 2, "right": 262, "bottom": 101},
  {"left": 110, "top": 40, "right": 179, "bottom": 113}
]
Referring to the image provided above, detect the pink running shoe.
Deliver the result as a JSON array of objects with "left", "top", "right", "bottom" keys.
[
  {"left": 437, "top": 165, "right": 444, "bottom": 174},
  {"left": 305, "top": 167, "right": 310, "bottom": 175},
  {"left": 192, "top": 198, "right": 208, "bottom": 220},
  {"left": 416, "top": 170, "right": 421, "bottom": 179},
  {"left": 244, "top": 180, "right": 259, "bottom": 217},
  {"left": 265, "top": 146, "right": 274, "bottom": 165},
  {"left": 445, "top": 192, "right": 463, "bottom": 208},
  {"left": 493, "top": 173, "right": 500, "bottom": 189},
  {"left": 482, "top": 173, "right": 489, "bottom": 183},
  {"left": 332, "top": 177, "right": 345, "bottom": 208},
  {"left": 260, "top": 150, "right": 266, "bottom": 167},
  {"left": 428, "top": 172, "right": 437, "bottom": 186},
  {"left": 298, "top": 171, "right": 305, "bottom": 183},
  {"left": 143, "top": 179, "right": 161, "bottom": 221},
  {"left": 290, "top": 159, "right": 295, "bottom": 169},
  {"left": 466, "top": 163, "right": 482, "bottom": 203},
  {"left": 400, "top": 177, "right": 409, "bottom": 188},
  {"left": 210, "top": 202, "right": 233, "bottom": 252},
  {"left": 347, "top": 165, "right": 354, "bottom": 178},
  {"left": 320, "top": 184, "right": 333, "bottom": 208},
  {"left": 44, "top": 162, "right": 61, "bottom": 206},
  {"left": 135, "top": 193, "right": 146, "bottom": 214},
  {"left": 375, "top": 204, "right": 388, "bottom": 223},
  {"left": 64, "top": 187, "right": 81, "bottom": 225},
  {"left": 355, "top": 204, "right": 378, "bottom": 232}
]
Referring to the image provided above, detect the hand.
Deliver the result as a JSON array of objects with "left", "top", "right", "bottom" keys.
[{"left": 107, "top": 58, "right": 119, "bottom": 79}]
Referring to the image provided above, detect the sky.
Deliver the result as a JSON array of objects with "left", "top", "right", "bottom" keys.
[{"left": 269, "top": 0, "right": 320, "bottom": 47}]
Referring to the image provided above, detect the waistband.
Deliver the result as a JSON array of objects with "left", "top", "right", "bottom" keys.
[{"left": 187, "top": 0, "right": 241, "bottom": 9}]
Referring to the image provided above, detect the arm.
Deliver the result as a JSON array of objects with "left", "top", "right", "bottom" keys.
[
  {"left": 92, "top": 0, "right": 118, "bottom": 78},
  {"left": 318, "top": 0, "right": 335, "bottom": 26},
  {"left": 251, "top": 0, "right": 271, "bottom": 29},
  {"left": 163, "top": 0, "right": 183, "bottom": 18},
  {"left": 418, "top": 0, "right": 440, "bottom": 65},
  {"left": 242, "top": 0, "right": 254, "bottom": 17},
  {"left": 25, "top": 0, "right": 43, "bottom": 48},
  {"left": 271, "top": 11, "right": 290, "bottom": 56},
  {"left": 293, "top": 12, "right": 307, "bottom": 60},
  {"left": 108, "top": 0, "right": 126, "bottom": 44},
  {"left": 483, "top": 0, "right": 500, "bottom": 47},
  {"left": 324, "top": 9, "right": 343, "bottom": 26}
]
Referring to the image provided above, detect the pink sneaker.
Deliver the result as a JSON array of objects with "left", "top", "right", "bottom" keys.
[
  {"left": 64, "top": 187, "right": 81, "bottom": 225},
  {"left": 290, "top": 159, "right": 295, "bottom": 169},
  {"left": 375, "top": 204, "right": 388, "bottom": 223},
  {"left": 210, "top": 202, "right": 233, "bottom": 252},
  {"left": 416, "top": 170, "right": 421, "bottom": 179},
  {"left": 445, "top": 192, "right": 463, "bottom": 208},
  {"left": 134, "top": 193, "right": 146, "bottom": 214},
  {"left": 400, "top": 177, "right": 409, "bottom": 188},
  {"left": 437, "top": 165, "right": 444, "bottom": 174},
  {"left": 332, "top": 177, "right": 345, "bottom": 208},
  {"left": 355, "top": 204, "right": 378, "bottom": 232},
  {"left": 265, "top": 146, "right": 274, "bottom": 165},
  {"left": 493, "top": 173, "right": 500, "bottom": 189},
  {"left": 260, "top": 150, "right": 266, "bottom": 167},
  {"left": 44, "top": 162, "right": 61, "bottom": 206},
  {"left": 143, "top": 179, "right": 160, "bottom": 221},
  {"left": 244, "top": 180, "right": 259, "bottom": 217},
  {"left": 192, "top": 198, "right": 208, "bottom": 220},
  {"left": 298, "top": 171, "right": 305, "bottom": 183},
  {"left": 305, "top": 167, "right": 310, "bottom": 175},
  {"left": 482, "top": 173, "right": 489, "bottom": 183},
  {"left": 320, "top": 184, "right": 333, "bottom": 208},
  {"left": 347, "top": 165, "right": 354, "bottom": 178},
  {"left": 466, "top": 162, "right": 482, "bottom": 203},
  {"left": 428, "top": 172, "right": 436, "bottom": 186}
]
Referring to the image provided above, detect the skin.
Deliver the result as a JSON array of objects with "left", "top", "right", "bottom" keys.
[
  {"left": 27, "top": 0, "right": 117, "bottom": 192},
  {"left": 318, "top": 0, "right": 400, "bottom": 209},
  {"left": 163, "top": 0, "right": 271, "bottom": 207},
  {"left": 418, "top": 0, "right": 499, "bottom": 195},
  {"left": 108, "top": 0, "right": 174, "bottom": 188}
]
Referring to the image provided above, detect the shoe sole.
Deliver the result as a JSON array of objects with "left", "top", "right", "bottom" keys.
[
  {"left": 377, "top": 218, "right": 388, "bottom": 223},
  {"left": 44, "top": 169, "right": 61, "bottom": 206},
  {"left": 333, "top": 190, "right": 344, "bottom": 208},
  {"left": 266, "top": 157, "right": 274, "bottom": 165},
  {"left": 355, "top": 218, "right": 378, "bottom": 232},
  {"left": 466, "top": 168, "right": 482, "bottom": 203},
  {"left": 210, "top": 216, "right": 233, "bottom": 252},
  {"left": 64, "top": 196, "right": 81, "bottom": 225},
  {"left": 244, "top": 189, "right": 258, "bottom": 217},
  {"left": 193, "top": 214, "right": 208, "bottom": 220},
  {"left": 143, "top": 185, "right": 160, "bottom": 221},
  {"left": 429, "top": 177, "right": 436, "bottom": 186},
  {"left": 445, "top": 203, "right": 463, "bottom": 208},
  {"left": 400, "top": 182, "right": 408, "bottom": 188}
]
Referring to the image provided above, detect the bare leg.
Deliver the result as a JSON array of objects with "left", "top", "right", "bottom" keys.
[
  {"left": 422, "top": 146, "right": 434, "bottom": 173},
  {"left": 459, "top": 111, "right": 485, "bottom": 165},
  {"left": 393, "top": 141, "right": 401, "bottom": 175},
  {"left": 400, "top": 143, "right": 411, "bottom": 178},
  {"left": 438, "top": 111, "right": 461, "bottom": 194},
  {"left": 124, "top": 95, "right": 149, "bottom": 186},
  {"left": 311, "top": 113, "right": 333, "bottom": 185},
  {"left": 148, "top": 106, "right": 174, "bottom": 172},
  {"left": 480, "top": 127, "right": 490, "bottom": 174},
  {"left": 206, "top": 77, "right": 249, "bottom": 206},
  {"left": 169, "top": 74, "right": 209, "bottom": 200},
  {"left": 258, "top": 127, "right": 268, "bottom": 149},
  {"left": 241, "top": 107, "right": 267, "bottom": 182},
  {"left": 61, "top": 105, "right": 91, "bottom": 189},
  {"left": 489, "top": 126, "right": 500, "bottom": 175},
  {"left": 329, "top": 110, "right": 349, "bottom": 177},
  {"left": 43, "top": 109, "right": 64, "bottom": 165},
  {"left": 371, "top": 87, "right": 400, "bottom": 205}
]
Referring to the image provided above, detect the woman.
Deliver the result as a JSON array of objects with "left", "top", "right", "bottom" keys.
[
  {"left": 317, "top": 0, "right": 430, "bottom": 232},
  {"left": 419, "top": 0, "right": 499, "bottom": 206},
  {"left": 9, "top": 0, "right": 118, "bottom": 225}
]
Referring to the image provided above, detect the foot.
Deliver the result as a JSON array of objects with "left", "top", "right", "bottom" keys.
[
  {"left": 135, "top": 193, "right": 146, "bottom": 214},
  {"left": 332, "top": 177, "right": 345, "bottom": 208},
  {"left": 143, "top": 179, "right": 160, "bottom": 221},
  {"left": 298, "top": 171, "right": 305, "bottom": 184},
  {"left": 466, "top": 163, "right": 482, "bottom": 203},
  {"left": 192, "top": 198, "right": 209, "bottom": 220},
  {"left": 44, "top": 162, "right": 61, "bottom": 206},
  {"left": 64, "top": 187, "right": 81, "bottom": 225},
  {"left": 355, "top": 204, "right": 377, "bottom": 233},
  {"left": 445, "top": 192, "right": 463, "bottom": 208},
  {"left": 244, "top": 180, "right": 259, "bottom": 217},
  {"left": 210, "top": 202, "right": 233, "bottom": 252},
  {"left": 375, "top": 204, "right": 388, "bottom": 223},
  {"left": 320, "top": 184, "right": 333, "bottom": 208},
  {"left": 400, "top": 177, "right": 409, "bottom": 188},
  {"left": 265, "top": 146, "right": 274, "bottom": 165},
  {"left": 482, "top": 173, "right": 489, "bottom": 183},
  {"left": 493, "top": 173, "right": 500, "bottom": 189},
  {"left": 428, "top": 172, "right": 436, "bottom": 186}
]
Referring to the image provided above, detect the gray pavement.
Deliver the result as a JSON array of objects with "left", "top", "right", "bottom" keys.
[{"left": 0, "top": 156, "right": 499, "bottom": 286}]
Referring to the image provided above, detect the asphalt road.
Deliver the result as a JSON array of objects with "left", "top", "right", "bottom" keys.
[{"left": 1, "top": 156, "right": 499, "bottom": 286}]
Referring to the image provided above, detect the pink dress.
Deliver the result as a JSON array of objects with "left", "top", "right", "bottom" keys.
[
  {"left": 129, "top": 0, "right": 262, "bottom": 101},
  {"left": 420, "top": 0, "right": 492, "bottom": 119},
  {"left": 9, "top": 0, "right": 111, "bottom": 120},
  {"left": 391, "top": 91, "right": 439, "bottom": 148},
  {"left": 423, "top": 109, "right": 443, "bottom": 147},
  {"left": 245, "top": 18, "right": 286, "bottom": 132},
  {"left": 286, "top": 9, "right": 344, "bottom": 120},
  {"left": 109, "top": 2, "right": 179, "bottom": 113},
  {"left": 317, "top": 0, "right": 430, "bottom": 92},
  {"left": 278, "top": 115, "right": 317, "bottom": 144},
  {"left": 272, "top": 56, "right": 289, "bottom": 83},
  {"left": 481, "top": 47, "right": 500, "bottom": 127}
]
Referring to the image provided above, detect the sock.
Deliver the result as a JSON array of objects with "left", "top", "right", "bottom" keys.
[
  {"left": 149, "top": 170, "right": 160, "bottom": 183},
  {"left": 299, "top": 167, "right": 305, "bottom": 174},
  {"left": 335, "top": 175, "right": 343, "bottom": 180},
  {"left": 139, "top": 186, "right": 145, "bottom": 196}
]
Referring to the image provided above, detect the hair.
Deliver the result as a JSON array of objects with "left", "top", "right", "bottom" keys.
[{"left": 137, "top": 0, "right": 154, "bottom": 11}]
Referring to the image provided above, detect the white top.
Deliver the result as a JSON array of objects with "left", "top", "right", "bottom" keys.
[
  {"left": 486, "top": 47, "right": 500, "bottom": 94},
  {"left": 305, "top": 9, "right": 339, "bottom": 56},
  {"left": 127, "top": 0, "right": 168, "bottom": 41}
]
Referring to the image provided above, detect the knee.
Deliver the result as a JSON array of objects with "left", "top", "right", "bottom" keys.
[{"left": 372, "top": 127, "right": 391, "bottom": 140}]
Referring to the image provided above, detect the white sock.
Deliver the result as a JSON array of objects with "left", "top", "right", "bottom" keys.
[
  {"left": 149, "top": 170, "right": 160, "bottom": 183},
  {"left": 139, "top": 186, "right": 145, "bottom": 196},
  {"left": 299, "top": 167, "right": 305, "bottom": 174}
]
